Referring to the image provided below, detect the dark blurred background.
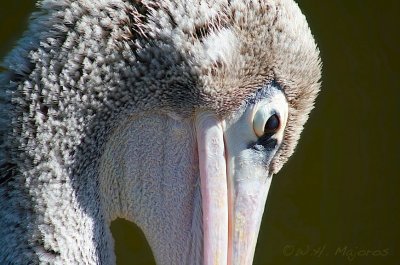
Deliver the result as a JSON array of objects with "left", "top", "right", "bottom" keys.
[{"left": 1, "top": 1, "right": 399, "bottom": 265}]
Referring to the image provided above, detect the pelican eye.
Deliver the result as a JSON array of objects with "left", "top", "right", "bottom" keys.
[
  {"left": 253, "top": 107, "right": 281, "bottom": 138},
  {"left": 264, "top": 114, "right": 280, "bottom": 134}
]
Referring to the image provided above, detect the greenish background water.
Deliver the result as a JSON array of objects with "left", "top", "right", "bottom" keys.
[{"left": 1, "top": 1, "right": 399, "bottom": 265}]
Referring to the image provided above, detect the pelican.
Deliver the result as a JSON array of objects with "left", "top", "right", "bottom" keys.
[{"left": 0, "top": 0, "right": 321, "bottom": 264}]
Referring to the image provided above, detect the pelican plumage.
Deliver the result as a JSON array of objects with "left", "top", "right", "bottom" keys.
[{"left": 0, "top": 0, "right": 321, "bottom": 264}]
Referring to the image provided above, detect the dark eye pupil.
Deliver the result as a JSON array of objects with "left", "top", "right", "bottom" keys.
[{"left": 264, "top": 114, "right": 280, "bottom": 133}]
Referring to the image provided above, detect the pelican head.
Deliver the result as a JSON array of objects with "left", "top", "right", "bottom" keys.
[{"left": 0, "top": 0, "right": 321, "bottom": 264}]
